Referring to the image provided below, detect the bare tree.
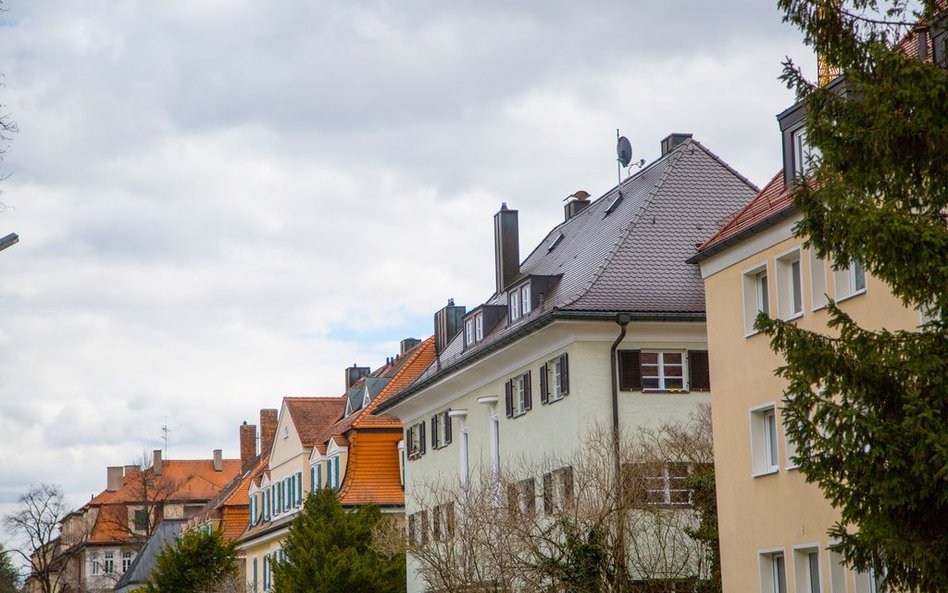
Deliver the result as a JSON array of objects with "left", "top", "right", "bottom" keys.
[
  {"left": 400, "top": 406, "right": 717, "bottom": 593},
  {"left": 3, "top": 484, "right": 75, "bottom": 593}
]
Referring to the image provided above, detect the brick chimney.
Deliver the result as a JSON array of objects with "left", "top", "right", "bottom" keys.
[
  {"left": 260, "top": 409, "right": 278, "bottom": 457},
  {"left": 107, "top": 466, "right": 124, "bottom": 492},
  {"left": 240, "top": 421, "right": 257, "bottom": 472},
  {"left": 152, "top": 449, "right": 163, "bottom": 476},
  {"left": 213, "top": 449, "right": 223, "bottom": 472}
]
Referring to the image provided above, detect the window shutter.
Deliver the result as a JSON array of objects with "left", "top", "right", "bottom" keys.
[
  {"left": 431, "top": 414, "right": 439, "bottom": 449},
  {"left": 524, "top": 479, "right": 536, "bottom": 516},
  {"left": 420, "top": 510, "right": 429, "bottom": 545},
  {"left": 523, "top": 371, "right": 532, "bottom": 411},
  {"left": 297, "top": 471, "right": 303, "bottom": 504},
  {"left": 408, "top": 513, "right": 416, "bottom": 546},
  {"left": 562, "top": 466, "right": 575, "bottom": 505},
  {"left": 446, "top": 502, "right": 455, "bottom": 539},
  {"left": 618, "top": 350, "right": 642, "bottom": 390},
  {"left": 444, "top": 411, "right": 452, "bottom": 444},
  {"left": 688, "top": 350, "right": 711, "bottom": 391},
  {"left": 432, "top": 506, "right": 442, "bottom": 541},
  {"left": 560, "top": 353, "right": 570, "bottom": 395},
  {"left": 542, "top": 473, "right": 553, "bottom": 515},
  {"left": 507, "top": 484, "right": 519, "bottom": 514},
  {"left": 505, "top": 380, "right": 514, "bottom": 418},
  {"left": 419, "top": 421, "right": 426, "bottom": 455},
  {"left": 316, "top": 464, "right": 322, "bottom": 489},
  {"left": 334, "top": 456, "right": 341, "bottom": 489},
  {"left": 539, "top": 363, "right": 549, "bottom": 404}
]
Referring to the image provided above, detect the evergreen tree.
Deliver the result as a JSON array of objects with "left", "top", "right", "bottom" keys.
[
  {"left": 0, "top": 546, "right": 19, "bottom": 593},
  {"left": 272, "top": 487, "right": 405, "bottom": 593},
  {"left": 757, "top": 2, "right": 947, "bottom": 591},
  {"left": 143, "top": 530, "right": 237, "bottom": 593}
]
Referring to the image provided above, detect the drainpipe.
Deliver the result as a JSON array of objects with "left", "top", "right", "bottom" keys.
[
  {"left": 609, "top": 313, "right": 631, "bottom": 476},
  {"left": 609, "top": 312, "right": 630, "bottom": 591}
]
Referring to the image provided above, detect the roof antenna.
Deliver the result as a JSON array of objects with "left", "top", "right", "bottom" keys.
[{"left": 161, "top": 417, "right": 171, "bottom": 458}]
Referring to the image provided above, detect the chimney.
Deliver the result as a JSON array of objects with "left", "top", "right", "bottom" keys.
[
  {"left": 107, "top": 466, "right": 124, "bottom": 492},
  {"left": 434, "top": 299, "right": 466, "bottom": 355},
  {"left": 564, "top": 199, "right": 590, "bottom": 220},
  {"left": 123, "top": 465, "right": 139, "bottom": 476},
  {"left": 259, "top": 408, "right": 278, "bottom": 456},
  {"left": 660, "top": 133, "right": 693, "bottom": 156},
  {"left": 345, "top": 364, "right": 370, "bottom": 389},
  {"left": 153, "top": 449, "right": 163, "bottom": 476},
  {"left": 399, "top": 337, "right": 421, "bottom": 355},
  {"left": 240, "top": 421, "right": 257, "bottom": 471},
  {"left": 493, "top": 203, "right": 520, "bottom": 293},
  {"left": 213, "top": 449, "right": 223, "bottom": 472}
]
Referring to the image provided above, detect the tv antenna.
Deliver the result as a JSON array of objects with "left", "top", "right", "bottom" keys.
[
  {"left": 616, "top": 129, "right": 646, "bottom": 186},
  {"left": 161, "top": 418, "right": 171, "bottom": 457}
]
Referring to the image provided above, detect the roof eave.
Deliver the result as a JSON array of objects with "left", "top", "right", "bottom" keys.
[{"left": 687, "top": 203, "right": 798, "bottom": 265}]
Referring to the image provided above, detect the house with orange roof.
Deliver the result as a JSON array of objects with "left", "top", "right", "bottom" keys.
[
  {"left": 36, "top": 449, "right": 240, "bottom": 593},
  {"left": 238, "top": 336, "right": 435, "bottom": 593}
]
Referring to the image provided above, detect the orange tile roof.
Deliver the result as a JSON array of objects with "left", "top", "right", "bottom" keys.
[
  {"left": 221, "top": 507, "right": 250, "bottom": 541},
  {"left": 89, "top": 459, "right": 241, "bottom": 506},
  {"left": 697, "top": 171, "right": 793, "bottom": 253},
  {"left": 284, "top": 397, "right": 347, "bottom": 447},
  {"left": 338, "top": 431, "right": 405, "bottom": 506},
  {"left": 353, "top": 337, "right": 435, "bottom": 429},
  {"left": 87, "top": 505, "right": 131, "bottom": 544}
]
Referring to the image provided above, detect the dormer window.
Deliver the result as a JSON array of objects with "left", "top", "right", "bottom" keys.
[
  {"left": 464, "top": 312, "right": 485, "bottom": 347},
  {"left": 520, "top": 283, "right": 532, "bottom": 316},
  {"left": 791, "top": 127, "right": 810, "bottom": 177},
  {"left": 509, "top": 290, "right": 521, "bottom": 322},
  {"left": 509, "top": 282, "right": 531, "bottom": 323},
  {"left": 475, "top": 314, "right": 483, "bottom": 341}
]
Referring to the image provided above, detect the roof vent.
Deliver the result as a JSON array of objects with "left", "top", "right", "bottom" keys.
[{"left": 660, "top": 133, "right": 693, "bottom": 156}]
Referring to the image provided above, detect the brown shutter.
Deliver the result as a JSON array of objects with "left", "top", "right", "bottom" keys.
[
  {"left": 539, "top": 363, "right": 549, "bottom": 404},
  {"left": 505, "top": 380, "right": 514, "bottom": 418},
  {"left": 562, "top": 466, "right": 574, "bottom": 506},
  {"left": 420, "top": 510, "right": 429, "bottom": 545},
  {"left": 444, "top": 411, "right": 452, "bottom": 444},
  {"left": 523, "top": 371, "right": 532, "bottom": 411},
  {"left": 507, "top": 484, "right": 519, "bottom": 515},
  {"left": 618, "top": 350, "right": 642, "bottom": 390},
  {"left": 688, "top": 350, "right": 711, "bottom": 391},
  {"left": 430, "top": 414, "right": 438, "bottom": 449},
  {"left": 408, "top": 513, "right": 416, "bottom": 545},
  {"left": 560, "top": 353, "right": 570, "bottom": 396},
  {"left": 432, "top": 506, "right": 442, "bottom": 541},
  {"left": 542, "top": 472, "right": 553, "bottom": 515},
  {"left": 446, "top": 502, "right": 455, "bottom": 539},
  {"left": 419, "top": 421, "right": 426, "bottom": 455},
  {"left": 524, "top": 478, "right": 536, "bottom": 516}
]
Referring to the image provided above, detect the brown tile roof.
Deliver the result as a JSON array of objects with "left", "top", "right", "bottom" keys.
[
  {"left": 283, "top": 397, "right": 347, "bottom": 447},
  {"left": 696, "top": 171, "right": 793, "bottom": 253},
  {"left": 87, "top": 505, "right": 131, "bottom": 544},
  {"left": 338, "top": 431, "right": 405, "bottom": 506}
]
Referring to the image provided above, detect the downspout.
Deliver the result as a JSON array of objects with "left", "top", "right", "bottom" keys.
[{"left": 609, "top": 313, "right": 630, "bottom": 590}]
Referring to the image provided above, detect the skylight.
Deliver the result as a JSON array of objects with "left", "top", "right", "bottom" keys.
[
  {"left": 548, "top": 233, "right": 564, "bottom": 252},
  {"left": 603, "top": 193, "right": 623, "bottom": 218}
]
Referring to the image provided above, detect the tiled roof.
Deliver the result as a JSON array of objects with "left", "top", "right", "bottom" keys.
[
  {"left": 87, "top": 505, "right": 131, "bottom": 544},
  {"left": 284, "top": 397, "right": 347, "bottom": 447},
  {"left": 89, "top": 459, "right": 241, "bottom": 505},
  {"left": 394, "top": 138, "right": 757, "bottom": 398},
  {"left": 338, "top": 431, "right": 405, "bottom": 506},
  {"left": 696, "top": 171, "right": 792, "bottom": 253}
]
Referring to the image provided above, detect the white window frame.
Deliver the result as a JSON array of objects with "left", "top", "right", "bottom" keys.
[
  {"left": 750, "top": 403, "right": 780, "bottom": 477},
  {"left": 465, "top": 318, "right": 475, "bottom": 346},
  {"left": 509, "top": 290, "right": 521, "bottom": 322},
  {"left": 826, "top": 542, "right": 848, "bottom": 593},
  {"left": 743, "top": 263, "right": 770, "bottom": 336},
  {"left": 547, "top": 356, "right": 565, "bottom": 401},
  {"left": 760, "top": 549, "right": 789, "bottom": 593},
  {"left": 854, "top": 567, "right": 886, "bottom": 593},
  {"left": 90, "top": 552, "right": 100, "bottom": 576},
  {"left": 833, "top": 259, "right": 868, "bottom": 302},
  {"left": 809, "top": 249, "right": 828, "bottom": 311},
  {"left": 103, "top": 551, "right": 114, "bottom": 574},
  {"left": 407, "top": 421, "right": 424, "bottom": 459},
  {"left": 640, "top": 350, "right": 686, "bottom": 391},
  {"left": 776, "top": 248, "right": 804, "bottom": 320},
  {"left": 792, "top": 544, "right": 823, "bottom": 593},
  {"left": 792, "top": 127, "right": 809, "bottom": 177},
  {"left": 121, "top": 551, "right": 132, "bottom": 573},
  {"left": 520, "top": 283, "right": 532, "bottom": 316},
  {"left": 512, "top": 374, "right": 527, "bottom": 416},
  {"left": 474, "top": 313, "right": 484, "bottom": 341},
  {"left": 642, "top": 462, "right": 694, "bottom": 507}
]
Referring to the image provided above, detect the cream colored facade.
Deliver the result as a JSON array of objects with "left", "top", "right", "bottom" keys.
[
  {"left": 697, "top": 216, "right": 922, "bottom": 593},
  {"left": 386, "top": 318, "right": 713, "bottom": 593}
]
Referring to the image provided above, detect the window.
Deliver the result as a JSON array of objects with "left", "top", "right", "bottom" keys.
[
  {"left": 542, "top": 466, "right": 574, "bottom": 515},
  {"left": 617, "top": 350, "right": 709, "bottom": 391},
  {"left": 744, "top": 264, "right": 770, "bottom": 334},
  {"left": 263, "top": 553, "right": 270, "bottom": 591},
  {"left": 407, "top": 421, "right": 426, "bottom": 459},
  {"left": 854, "top": 568, "right": 886, "bottom": 593},
  {"left": 637, "top": 462, "right": 694, "bottom": 507},
  {"left": 760, "top": 551, "right": 788, "bottom": 593},
  {"left": 834, "top": 259, "right": 867, "bottom": 300},
  {"left": 794, "top": 547, "right": 822, "bottom": 593},
  {"left": 133, "top": 509, "right": 148, "bottom": 531},
  {"left": 777, "top": 250, "right": 804, "bottom": 319},
  {"left": 504, "top": 372, "right": 532, "bottom": 417},
  {"left": 810, "top": 250, "right": 828, "bottom": 310},
  {"left": 507, "top": 478, "right": 536, "bottom": 517},
  {"left": 432, "top": 502, "right": 455, "bottom": 541},
  {"left": 252, "top": 556, "right": 258, "bottom": 593},
  {"left": 509, "top": 290, "right": 521, "bottom": 322},
  {"left": 475, "top": 314, "right": 484, "bottom": 341},
  {"left": 465, "top": 318, "right": 475, "bottom": 346},
  {"left": 751, "top": 404, "right": 780, "bottom": 476},
  {"left": 431, "top": 410, "right": 453, "bottom": 449},
  {"left": 103, "top": 551, "right": 114, "bottom": 574},
  {"left": 641, "top": 351, "right": 684, "bottom": 391},
  {"left": 408, "top": 510, "right": 429, "bottom": 546},
  {"left": 90, "top": 553, "right": 100, "bottom": 576},
  {"left": 520, "top": 284, "right": 532, "bottom": 315},
  {"left": 540, "top": 353, "right": 569, "bottom": 403},
  {"left": 333, "top": 456, "right": 340, "bottom": 490},
  {"left": 827, "top": 545, "right": 847, "bottom": 593},
  {"left": 121, "top": 551, "right": 132, "bottom": 573},
  {"left": 792, "top": 127, "right": 809, "bottom": 176}
]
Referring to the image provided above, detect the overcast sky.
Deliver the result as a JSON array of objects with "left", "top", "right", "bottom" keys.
[{"left": 0, "top": 1, "right": 812, "bottom": 530}]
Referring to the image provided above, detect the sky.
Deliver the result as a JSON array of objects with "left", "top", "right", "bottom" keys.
[{"left": 0, "top": 0, "right": 813, "bottom": 537}]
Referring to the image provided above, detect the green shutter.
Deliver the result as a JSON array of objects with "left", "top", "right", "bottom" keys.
[{"left": 334, "top": 457, "right": 340, "bottom": 490}]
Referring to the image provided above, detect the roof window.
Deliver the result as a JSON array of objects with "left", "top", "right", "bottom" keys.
[
  {"left": 603, "top": 193, "right": 623, "bottom": 218},
  {"left": 548, "top": 233, "right": 564, "bottom": 252}
]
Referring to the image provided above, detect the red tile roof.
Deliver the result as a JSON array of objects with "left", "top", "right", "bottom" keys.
[
  {"left": 284, "top": 397, "right": 347, "bottom": 447},
  {"left": 697, "top": 171, "right": 793, "bottom": 253},
  {"left": 89, "top": 459, "right": 242, "bottom": 505},
  {"left": 338, "top": 431, "right": 405, "bottom": 506}
]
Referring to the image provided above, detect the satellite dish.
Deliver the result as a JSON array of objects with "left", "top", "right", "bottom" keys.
[{"left": 616, "top": 136, "right": 633, "bottom": 168}]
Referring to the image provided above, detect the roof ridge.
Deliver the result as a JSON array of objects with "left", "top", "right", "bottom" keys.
[
  {"left": 689, "top": 138, "right": 761, "bottom": 194},
  {"left": 353, "top": 336, "right": 435, "bottom": 428},
  {"left": 561, "top": 143, "right": 687, "bottom": 308}
]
